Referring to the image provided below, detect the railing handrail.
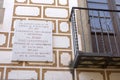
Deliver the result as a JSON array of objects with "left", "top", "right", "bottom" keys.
[{"left": 69, "top": 7, "right": 120, "bottom": 21}]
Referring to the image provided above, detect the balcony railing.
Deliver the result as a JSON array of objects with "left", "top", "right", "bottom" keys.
[{"left": 70, "top": 7, "right": 120, "bottom": 68}]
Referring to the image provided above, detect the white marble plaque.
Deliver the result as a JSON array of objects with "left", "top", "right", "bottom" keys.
[{"left": 12, "top": 20, "right": 53, "bottom": 62}]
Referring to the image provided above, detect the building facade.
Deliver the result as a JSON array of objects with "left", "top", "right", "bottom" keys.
[{"left": 0, "top": 0, "right": 120, "bottom": 80}]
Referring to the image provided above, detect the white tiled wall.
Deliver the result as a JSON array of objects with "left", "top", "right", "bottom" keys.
[{"left": 0, "top": 0, "right": 120, "bottom": 80}]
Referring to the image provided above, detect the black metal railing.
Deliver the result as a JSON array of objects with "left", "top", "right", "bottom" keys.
[{"left": 70, "top": 7, "right": 120, "bottom": 68}]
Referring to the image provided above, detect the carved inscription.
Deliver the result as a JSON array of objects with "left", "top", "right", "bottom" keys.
[{"left": 12, "top": 20, "right": 53, "bottom": 62}]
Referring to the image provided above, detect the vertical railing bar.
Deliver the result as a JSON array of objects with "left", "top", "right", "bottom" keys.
[
  {"left": 105, "top": 16, "right": 119, "bottom": 56},
  {"left": 98, "top": 11, "right": 106, "bottom": 53},
  {"left": 71, "top": 10, "right": 79, "bottom": 56},
  {"left": 112, "top": 19, "right": 120, "bottom": 55},
  {"left": 79, "top": 9, "right": 86, "bottom": 52},
  {"left": 75, "top": 11, "right": 80, "bottom": 53},
  {"left": 73, "top": 12, "right": 77, "bottom": 56},
  {"left": 115, "top": 11, "right": 120, "bottom": 55},
  {"left": 90, "top": 10, "right": 100, "bottom": 53},
  {"left": 103, "top": 11, "right": 113, "bottom": 54},
  {"left": 71, "top": 11, "right": 76, "bottom": 55},
  {"left": 112, "top": 12, "right": 120, "bottom": 55},
  {"left": 107, "top": 14, "right": 119, "bottom": 55},
  {"left": 114, "top": 33, "right": 119, "bottom": 56}
]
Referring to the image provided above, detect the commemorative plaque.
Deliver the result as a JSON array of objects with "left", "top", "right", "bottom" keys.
[{"left": 12, "top": 20, "right": 53, "bottom": 62}]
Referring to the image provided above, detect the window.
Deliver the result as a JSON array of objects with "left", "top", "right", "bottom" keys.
[
  {"left": 115, "top": 0, "right": 120, "bottom": 5},
  {"left": 87, "top": 0, "right": 120, "bottom": 54},
  {"left": 115, "top": 0, "right": 120, "bottom": 31},
  {"left": 87, "top": 0, "right": 114, "bottom": 32}
]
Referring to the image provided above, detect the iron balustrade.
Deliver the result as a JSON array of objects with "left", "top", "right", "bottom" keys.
[{"left": 70, "top": 7, "right": 120, "bottom": 68}]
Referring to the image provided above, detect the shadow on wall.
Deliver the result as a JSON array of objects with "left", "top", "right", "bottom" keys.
[
  {"left": 0, "top": 8, "right": 4, "bottom": 25},
  {"left": 0, "top": 0, "right": 4, "bottom": 26},
  {"left": 69, "top": 60, "right": 75, "bottom": 80}
]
